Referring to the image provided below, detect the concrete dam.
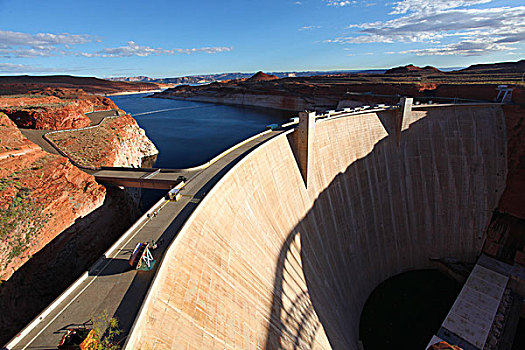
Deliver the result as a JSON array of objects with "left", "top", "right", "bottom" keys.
[{"left": 126, "top": 104, "right": 507, "bottom": 349}]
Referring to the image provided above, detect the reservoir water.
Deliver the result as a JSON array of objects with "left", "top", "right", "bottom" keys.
[
  {"left": 111, "top": 93, "right": 293, "bottom": 169},
  {"left": 111, "top": 93, "right": 293, "bottom": 207}
]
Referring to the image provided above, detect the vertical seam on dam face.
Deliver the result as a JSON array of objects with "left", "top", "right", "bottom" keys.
[{"left": 126, "top": 105, "right": 507, "bottom": 350}]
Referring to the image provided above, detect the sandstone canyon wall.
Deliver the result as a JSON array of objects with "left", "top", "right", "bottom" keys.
[
  {"left": 0, "top": 88, "right": 117, "bottom": 130},
  {"left": 0, "top": 113, "right": 106, "bottom": 280}
]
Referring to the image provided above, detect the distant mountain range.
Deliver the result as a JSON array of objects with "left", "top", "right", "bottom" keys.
[
  {"left": 107, "top": 60, "right": 524, "bottom": 85},
  {"left": 107, "top": 69, "right": 388, "bottom": 85},
  {"left": 456, "top": 59, "right": 525, "bottom": 74}
]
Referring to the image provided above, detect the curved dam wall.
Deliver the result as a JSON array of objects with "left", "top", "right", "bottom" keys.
[{"left": 126, "top": 105, "right": 507, "bottom": 349}]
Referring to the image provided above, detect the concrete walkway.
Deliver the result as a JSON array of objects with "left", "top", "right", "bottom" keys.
[
  {"left": 6, "top": 129, "right": 284, "bottom": 350},
  {"left": 85, "top": 110, "right": 119, "bottom": 126},
  {"left": 18, "top": 128, "right": 60, "bottom": 155},
  {"left": 427, "top": 254, "right": 523, "bottom": 349}
]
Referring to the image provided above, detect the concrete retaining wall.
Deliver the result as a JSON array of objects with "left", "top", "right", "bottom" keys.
[{"left": 126, "top": 105, "right": 507, "bottom": 349}]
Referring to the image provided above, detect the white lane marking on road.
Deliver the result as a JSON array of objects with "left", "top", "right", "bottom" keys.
[
  {"left": 21, "top": 201, "right": 170, "bottom": 349},
  {"left": 21, "top": 274, "right": 98, "bottom": 350}
]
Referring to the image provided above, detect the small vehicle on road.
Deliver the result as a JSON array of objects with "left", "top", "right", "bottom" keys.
[
  {"left": 128, "top": 242, "right": 156, "bottom": 271},
  {"left": 57, "top": 327, "right": 97, "bottom": 350}
]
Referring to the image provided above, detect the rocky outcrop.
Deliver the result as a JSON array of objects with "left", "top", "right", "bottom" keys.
[
  {"left": 0, "top": 80, "right": 161, "bottom": 344},
  {"left": 0, "top": 88, "right": 117, "bottom": 130},
  {"left": 246, "top": 71, "right": 279, "bottom": 82},
  {"left": 106, "top": 114, "right": 159, "bottom": 167},
  {"left": 163, "top": 90, "right": 313, "bottom": 111},
  {"left": 0, "top": 84, "right": 158, "bottom": 282},
  {"left": 47, "top": 113, "right": 158, "bottom": 168},
  {"left": 157, "top": 82, "right": 525, "bottom": 111},
  {"left": 457, "top": 59, "right": 525, "bottom": 74},
  {"left": 385, "top": 64, "right": 442, "bottom": 75},
  {"left": 0, "top": 113, "right": 106, "bottom": 280}
]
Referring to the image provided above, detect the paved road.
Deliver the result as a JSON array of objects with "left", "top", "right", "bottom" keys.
[
  {"left": 7, "top": 129, "right": 284, "bottom": 350},
  {"left": 85, "top": 110, "right": 119, "bottom": 125},
  {"left": 19, "top": 110, "right": 119, "bottom": 157},
  {"left": 18, "top": 128, "right": 60, "bottom": 155}
]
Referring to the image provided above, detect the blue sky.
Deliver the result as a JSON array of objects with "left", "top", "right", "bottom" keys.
[{"left": 0, "top": 0, "right": 523, "bottom": 77}]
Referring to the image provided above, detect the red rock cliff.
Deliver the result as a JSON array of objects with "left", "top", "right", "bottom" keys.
[
  {"left": 0, "top": 88, "right": 117, "bottom": 130},
  {"left": 0, "top": 113, "right": 106, "bottom": 280}
]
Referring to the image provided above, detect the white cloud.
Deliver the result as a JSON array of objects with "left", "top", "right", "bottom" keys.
[
  {"left": 0, "top": 47, "right": 59, "bottom": 58},
  {"left": 81, "top": 41, "right": 233, "bottom": 58},
  {"left": 176, "top": 46, "right": 233, "bottom": 54},
  {"left": 0, "top": 30, "right": 232, "bottom": 59},
  {"left": 97, "top": 41, "right": 165, "bottom": 57},
  {"left": 299, "top": 25, "right": 322, "bottom": 31},
  {"left": 327, "top": 0, "right": 525, "bottom": 56},
  {"left": 0, "top": 30, "right": 91, "bottom": 57},
  {"left": 324, "top": 0, "right": 355, "bottom": 7},
  {"left": 398, "top": 39, "right": 513, "bottom": 56},
  {"left": 0, "top": 63, "right": 64, "bottom": 73},
  {"left": 0, "top": 30, "right": 91, "bottom": 47},
  {"left": 389, "top": 0, "right": 492, "bottom": 14}
]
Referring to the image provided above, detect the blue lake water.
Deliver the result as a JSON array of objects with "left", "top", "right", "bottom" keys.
[
  {"left": 111, "top": 93, "right": 293, "bottom": 169},
  {"left": 111, "top": 93, "right": 294, "bottom": 208}
]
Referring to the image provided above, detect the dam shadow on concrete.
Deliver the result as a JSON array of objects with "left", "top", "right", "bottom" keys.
[{"left": 264, "top": 107, "right": 504, "bottom": 349}]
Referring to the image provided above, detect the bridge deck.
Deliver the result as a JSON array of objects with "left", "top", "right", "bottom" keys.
[
  {"left": 92, "top": 168, "right": 195, "bottom": 189},
  {"left": 7, "top": 129, "right": 282, "bottom": 350}
]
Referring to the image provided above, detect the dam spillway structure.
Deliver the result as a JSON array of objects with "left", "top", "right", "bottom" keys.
[{"left": 125, "top": 102, "right": 509, "bottom": 349}]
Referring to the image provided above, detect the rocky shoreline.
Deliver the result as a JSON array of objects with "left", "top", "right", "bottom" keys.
[
  {"left": 103, "top": 89, "right": 166, "bottom": 96},
  {"left": 151, "top": 92, "right": 315, "bottom": 111}
]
